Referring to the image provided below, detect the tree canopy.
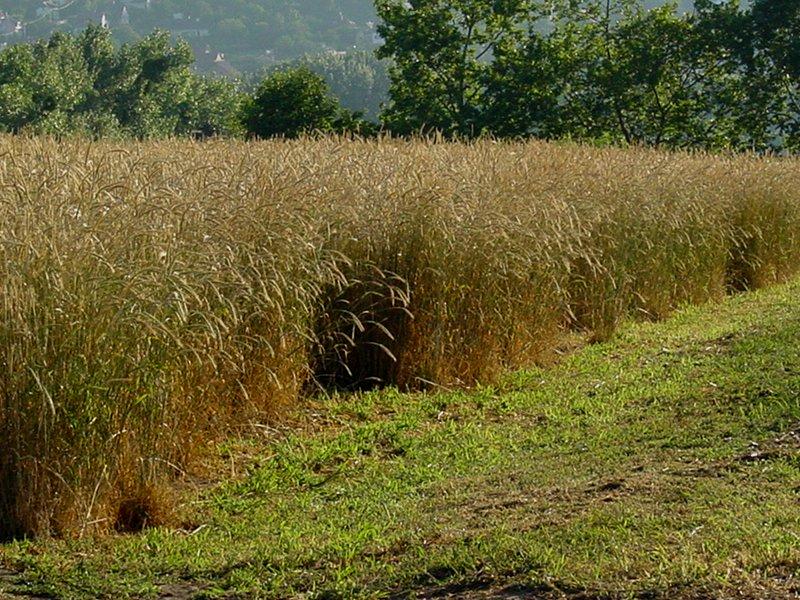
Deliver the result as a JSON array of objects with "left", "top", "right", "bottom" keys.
[
  {"left": 243, "top": 66, "right": 341, "bottom": 138},
  {"left": 1, "top": 1, "right": 800, "bottom": 153},
  {"left": 0, "top": 25, "right": 243, "bottom": 138},
  {"left": 376, "top": 0, "right": 798, "bottom": 152}
]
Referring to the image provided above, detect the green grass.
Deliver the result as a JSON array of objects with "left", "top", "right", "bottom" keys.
[{"left": 2, "top": 278, "right": 800, "bottom": 599}]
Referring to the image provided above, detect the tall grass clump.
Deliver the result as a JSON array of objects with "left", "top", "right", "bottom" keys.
[
  {"left": 0, "top": 138, "right": 342, "bottom": 537},
  {"left": 0, "top": 135, "right": 799, "bottom": 538},
  {"left": 308, "top": 140, "right": 571, "bottom": 389},
  {"left": 721, "top": 158, "right": 800, "bottom": 291},
  {"left": 563, "top": 148, "right": 734, "bottom": 339}
]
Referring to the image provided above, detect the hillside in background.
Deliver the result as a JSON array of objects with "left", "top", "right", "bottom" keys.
[
  {"left": 0, "top": 0, "right": 700, "bottom": 75},
  {"left": 0, "top": 0, "right": 380, "bottom": 73}
]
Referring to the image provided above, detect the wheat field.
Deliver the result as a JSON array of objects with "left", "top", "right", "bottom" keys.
[{"left": 0, "top": 136, "right": 798, "bottom": 538}]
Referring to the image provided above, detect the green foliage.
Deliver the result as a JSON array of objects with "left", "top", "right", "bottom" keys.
[
  {"left": 0, "top": 32, "right": 93, "bottom": 135},
  {"left": 2, "top": 1, "right": 800, "bottom": 150},
  {"left": 0, "top": 25, "right": 244, "bottom": 138},
  {"left": 745, "top": 0, "right": 800, "bottom": 150},
  {"left": 376, "top": 0, "right": 540, "bottom": 136},
  {"left": 375, "top": 0, "right": 800, "bottom": 152},
  {"left": 283, "top": 51, "right": 390, "bottom": 120},
  {"left": 542, "top": 0, "right": 740, "bottom": 147},
  {"left": 244, "top": 66, "right": 364, "bottom": 138},
  {"left": 750, "top": 0, "right": 800, "bottom": 79},
  {"left": 111, "top": 30, "right": 196, "bottom": 137},
  {"left": 178, "top": 76, "right": 246, "bottom": 138},
  {"left": 0, "top": 46, "right": 37, "bottom": 131},
  {"left": 0, "top": 25, "right": 372, "bottom": 140}
]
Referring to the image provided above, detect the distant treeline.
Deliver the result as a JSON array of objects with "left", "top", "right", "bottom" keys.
[
  {"left": 375, "top": 0, "right": 797, "bottom": 152},
  {"left": 0, "top": 23, "right": 388, "bottom": 138},
  {"left": 0, "top": 0, "right": 796, "bottom": 151},
  {"left": 0, "top": 26, "right": 243, "bottom": 138}
]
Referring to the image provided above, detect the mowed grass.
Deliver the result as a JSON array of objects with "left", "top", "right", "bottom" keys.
[{"left": 2, "top": 277, "right": 799, "bottom": 599}]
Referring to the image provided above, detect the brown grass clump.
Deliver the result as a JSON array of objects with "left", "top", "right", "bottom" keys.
[
  {"left": 0, "top": 135, "right": 798, "bottom": 538},
  {"left": 113, "top": 483, "right": 176, "bottom": 534}
]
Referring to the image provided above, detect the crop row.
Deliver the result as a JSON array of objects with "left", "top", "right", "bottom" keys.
[{"left": 1, "top": 137, "right": 798, "bottom": 537}]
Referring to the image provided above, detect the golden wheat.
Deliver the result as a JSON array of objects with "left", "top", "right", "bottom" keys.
[{"left": 0, "top": 136, "right": 798, "bottom": 538}]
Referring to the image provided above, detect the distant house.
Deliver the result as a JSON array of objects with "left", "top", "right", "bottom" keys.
[
  {"left": 0, "top": 13, "right": 22, "bottom": 37},
  {"left": 196, "top": 51, "right": 237, "bottom": 76}
]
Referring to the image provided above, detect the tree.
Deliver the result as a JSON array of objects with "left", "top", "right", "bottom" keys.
[
  {"left": 746, "top": 0, "right": 800, "bottom": 150},
  {"left": 74, "top": 24, "right": 121, "bottom": 133},
  {"left": 112, "top": 31, "right": 196, "bottom": 138},
  {"left": 375, "top": 0, "right": 540, "bottom": 136},
  {"left": 291, "top": 51, "right": 390, "bottom": 121},
  {"left": 544, "top": 0, "right": 738, "bottom": 148},
  {"left": 0, "top": 45, "right": 37, "bottom": 132},
  {"left": 688, "top": 0, "right": 773, "bottom": 151},
  {"left": 482, "top": 28, "right": 565, "bottom": 138},
  {"left": 374, "top": 0, "right": 766, "bottom": 149},
  {"left": 0, "top": 25, "right": 244, "bottom": 140},
  {"left": 0, "top": 31, "right": 95, "bottom": 136},
  {"left": 243, "top": 66, "right": 342, "bottom": 138},
  {"left": 176, "top": 76, "right": 246, "bottom": 138},
  {"left": 750, "top": 0, "right": 800, "bottom": 79}
]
